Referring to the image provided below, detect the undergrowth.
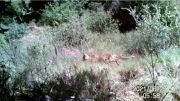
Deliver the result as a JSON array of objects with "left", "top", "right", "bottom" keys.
[
  {"left": 126, "top": 1, "right": 180, "bottom": 56},
  {"left": 1, "top": 1, "right": 180, "bottom": 101}
]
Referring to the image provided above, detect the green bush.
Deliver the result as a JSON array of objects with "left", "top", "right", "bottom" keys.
[
  {"left": 1, "top": 0, "right": 33, "bottom": 22},
  {"left": 0, "top": 61, "right": 11, "bottom": 101},
  {"left": 39, "top": 1, "right": 78, "bottom": 25},
  {"left": 46, "top": 13, "right": 92, "bottom": 47},
  {"left": 127, "top": 1, "right": 180, "bottom": 55},
  {"left": 70, "top": 0, "right": 88, "bottom": 15},
  {"left": 0, "top": 42, "right": 31, "bottom": 101},
  {"left": 87, "top": 2, "right": 103, "bottom": 11},
  {"left": 158, "top": 46, "right": 180, "bottom": 78},
  {"left": 0, "top": 34, "right": 6, "bottom": 48},
  {"left": 86, "top": 7, "right": 119, "bottom": 34},
  {"left": 4, "top": 20, "right": 27, "bottom": 42},
  {"left": 0, "top": 35, "right": 61, "bottom": 100}
]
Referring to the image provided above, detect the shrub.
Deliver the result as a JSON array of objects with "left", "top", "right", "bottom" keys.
[
  {"left": 158, "top": 46, "right": 180, "bottom": 78},
  {"left": 0, "top": 41, "right": 31, "bottom": 101},
  {"left": 3, "top": 19, "right": 27, "bottom": 42},
  {"left": 0, "top": 61, "right": 11, "bottom": 101},
  {"left": 46, "top": 13, "right": 92, "bottom": 48},
  {"left": 1, "top": 0, "right": 33, "bottom": 23},
  {"left": 87, "top": 2, "right": 103, "bottom": 11},
  {"left": 0, "top": 34, "right": 6, "bottom": 48},
  {"left": 127, "top": 1, "right": 180, "bottom": 55},
  {"left": 0, "top": 33, "right": 63, "bottom": 100},
  {"left": 70, "top": 0, "right": 88, "bottom": 15},
  {"left": 86, "top": 7, "right": 119, "bottom": 34},
  {"left": 39, "top": 1, "right": 78, "bottom": 26}
]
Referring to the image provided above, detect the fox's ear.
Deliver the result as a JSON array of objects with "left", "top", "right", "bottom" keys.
[
  {"left": 82, "top": 53, "right": 86, "bottom": 61},
  {"left": 83, "top": 55, "right": 85, "bottom": 61}
]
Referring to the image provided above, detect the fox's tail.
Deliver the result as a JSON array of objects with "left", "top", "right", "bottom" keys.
[{"left": 117, "top": 55, "right": 135, "bottom": 60}]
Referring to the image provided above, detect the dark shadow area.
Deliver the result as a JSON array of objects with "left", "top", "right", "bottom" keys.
[
  {"left": 28, "top": 1, "right": 53, "bottom": 22},
  {"left": 112, "top": 11, "right": 136, "bottom": 33}
]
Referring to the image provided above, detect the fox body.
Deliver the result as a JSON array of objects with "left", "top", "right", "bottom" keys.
[{"left": 83, "top": 53, "right": 133, "bottom": 65}]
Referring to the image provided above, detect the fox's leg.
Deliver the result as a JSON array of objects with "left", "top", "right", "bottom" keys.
[{"left": 115, "top": 61, "right": 119, "bottom": 66}]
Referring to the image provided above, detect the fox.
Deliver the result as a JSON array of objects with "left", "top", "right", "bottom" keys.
[{"left": 83, "top": 53, "right": 134, "bottom": 65}]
